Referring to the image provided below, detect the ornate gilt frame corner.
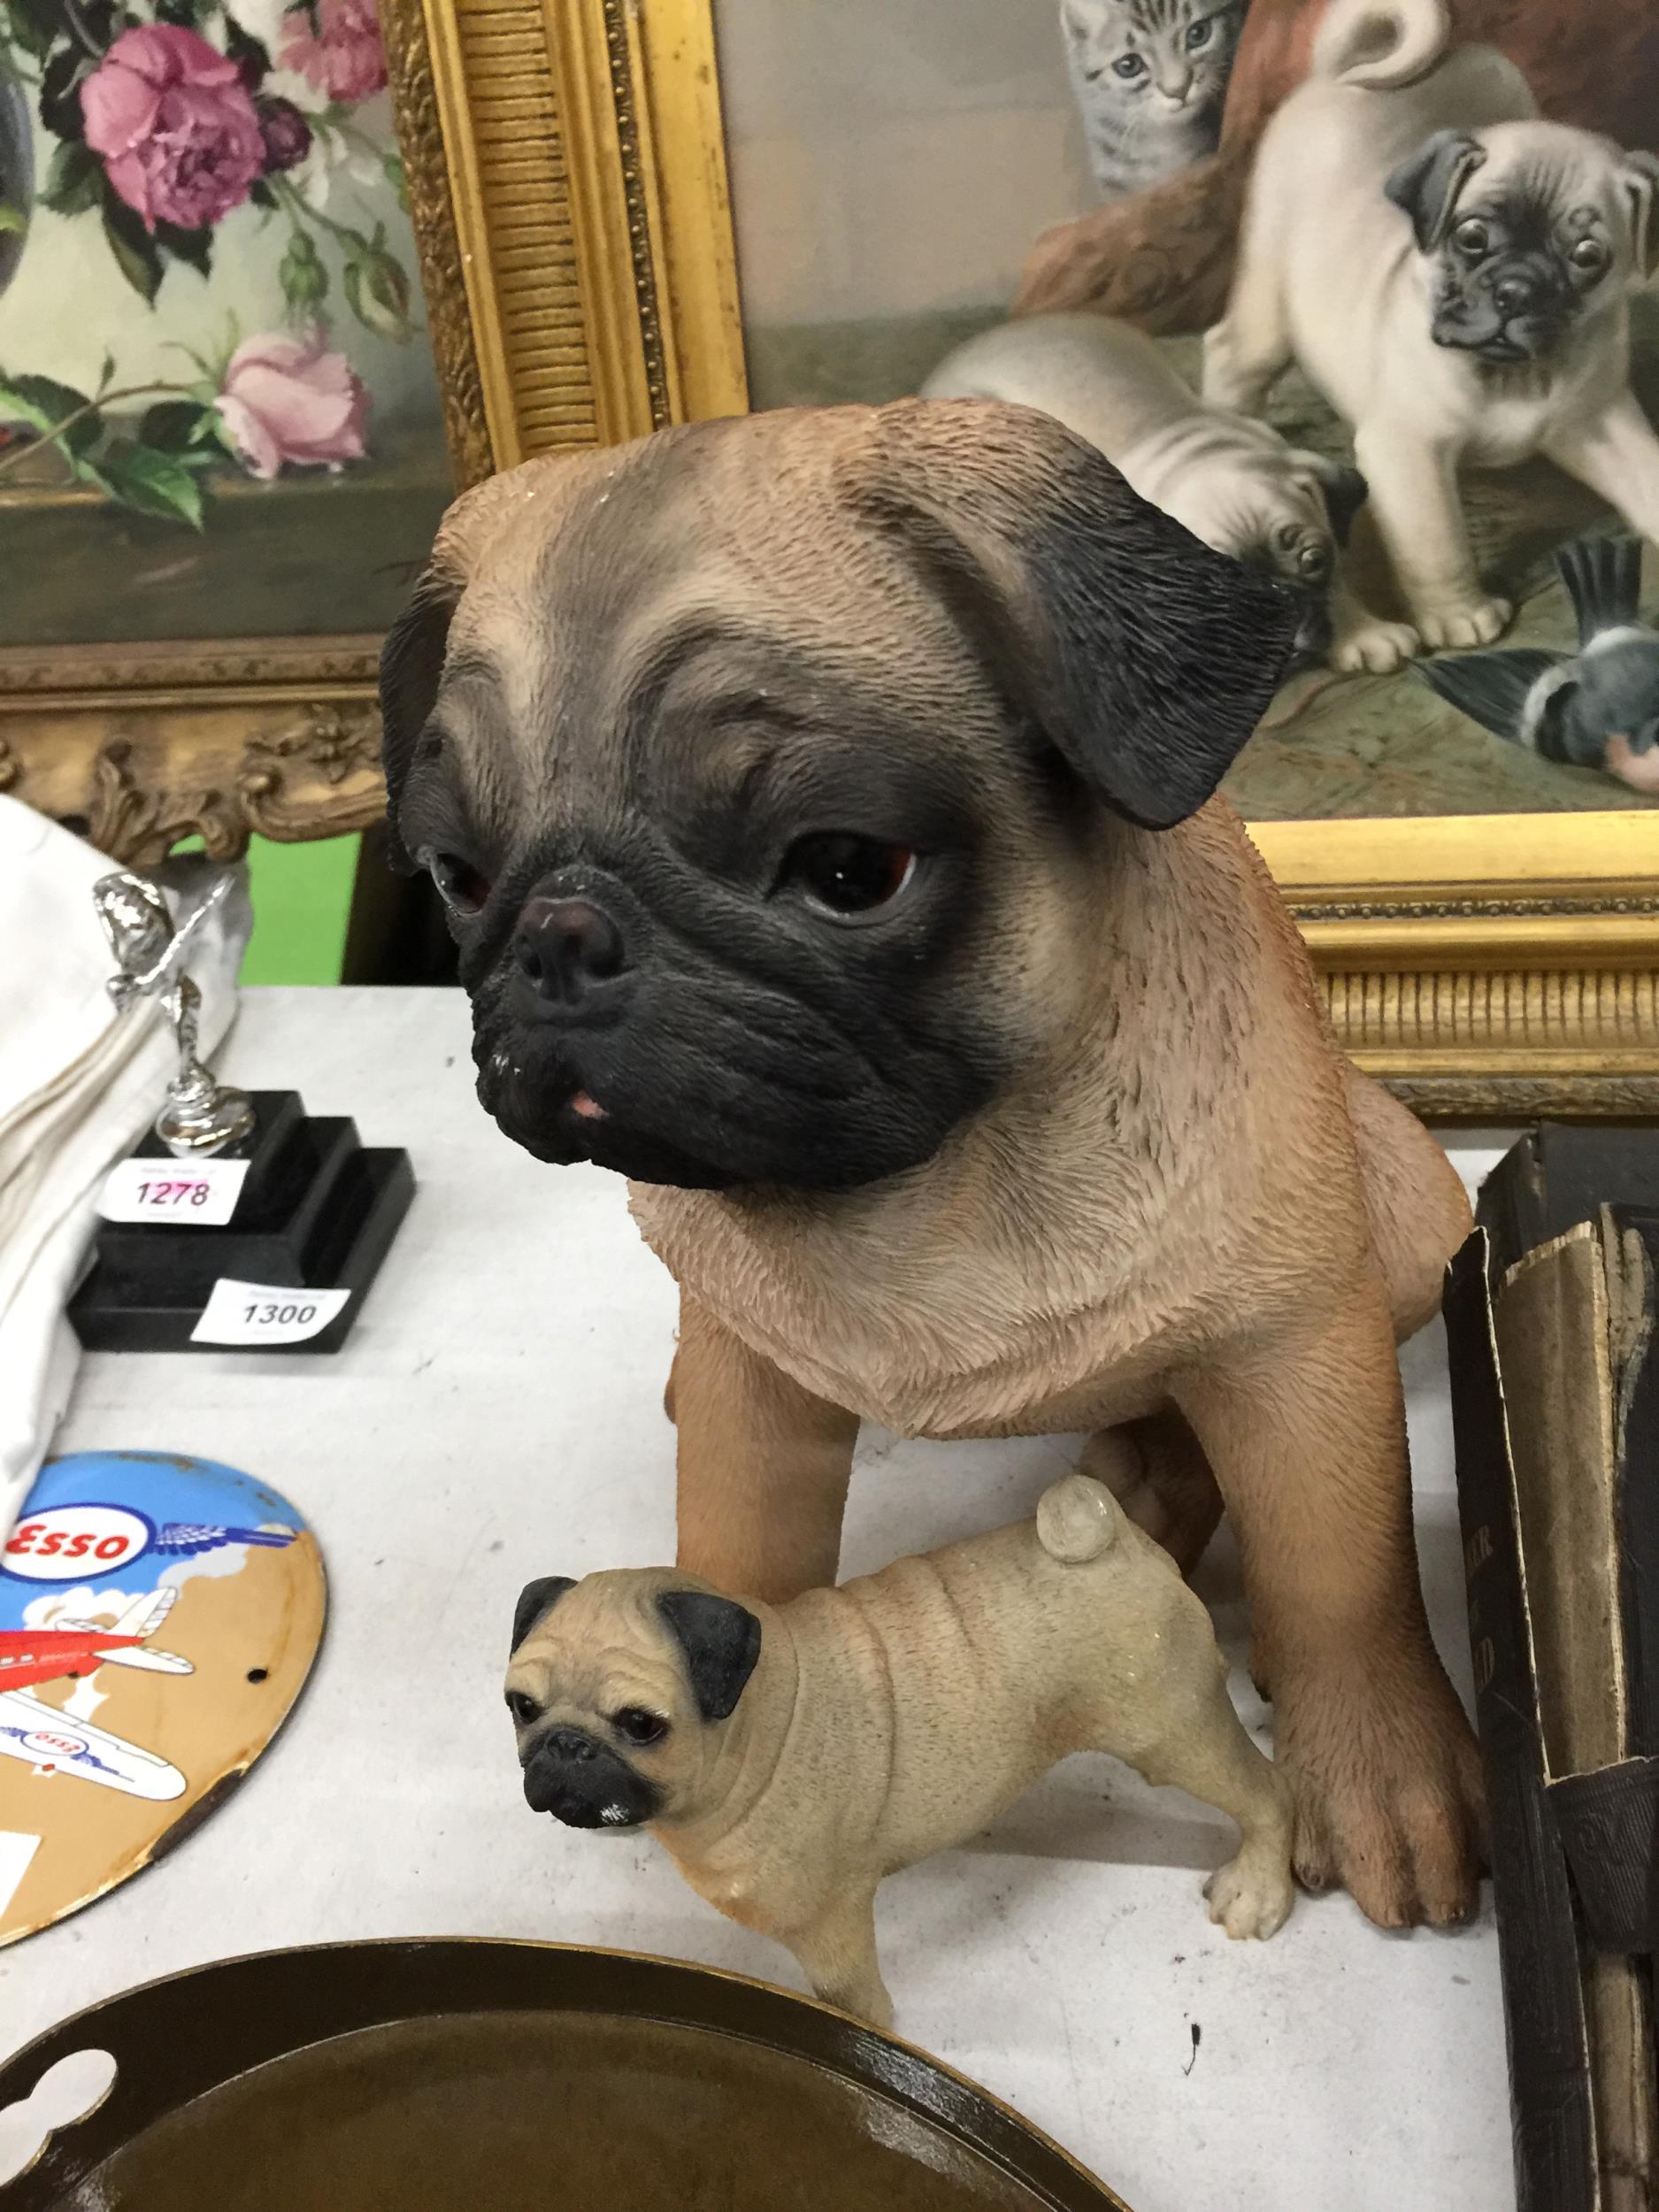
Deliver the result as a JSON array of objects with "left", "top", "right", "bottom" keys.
[
  {"left": 1249, "top": 814, "right": 1659, "bottom": 1119},
  {"left": 382, "top": 0, "right": 746, "bottom": 486},
  {"left": 0, "top": 638, "right": 386, "bottom": 868}
]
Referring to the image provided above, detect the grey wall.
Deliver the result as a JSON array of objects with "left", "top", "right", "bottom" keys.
[{"left": 714, "top": 0, "right": 1092, "bottom": 329}]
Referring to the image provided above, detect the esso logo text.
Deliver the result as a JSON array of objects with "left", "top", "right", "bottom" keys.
[
  {"left": 21, "top": 1730, "right": 87, "bottom": 1759},
  {"left": 2, "top": 1506, "right": 154, "bottom": 1583}
]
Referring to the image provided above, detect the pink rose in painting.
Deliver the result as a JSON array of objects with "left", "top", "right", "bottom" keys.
[
  {"left": 216, "top": 328, "right": 370, "bottom": 480},
  {"left": 81, "top": 25, "right": 265, "bottom": 233},
  {"left": 278, "top": 0, "right": 388, "bottom": 104}
]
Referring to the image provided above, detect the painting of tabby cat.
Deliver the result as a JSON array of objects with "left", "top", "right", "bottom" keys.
[{"left": 1062, "top": 0, "right": 1247, "bottom": 199}]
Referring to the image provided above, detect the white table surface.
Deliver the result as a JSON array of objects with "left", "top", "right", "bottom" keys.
[{"left": 0, "top": 987, "right": 1517, "bottom": 2212}]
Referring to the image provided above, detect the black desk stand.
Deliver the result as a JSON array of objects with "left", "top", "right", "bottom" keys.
[{"left": 68, "top": 1091, "right": 414, "bottom": 1354}]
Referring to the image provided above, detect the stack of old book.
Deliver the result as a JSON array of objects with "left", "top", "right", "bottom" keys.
[{"left": 1447, "top": 1125, "right": 1659, "bottom": 2212}]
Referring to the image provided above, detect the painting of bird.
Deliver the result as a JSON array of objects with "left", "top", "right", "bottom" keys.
[{"left": 1416, "top": 538, "right": 1659, "bottom": 795}]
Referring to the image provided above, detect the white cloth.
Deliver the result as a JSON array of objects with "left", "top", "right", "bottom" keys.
[{"left": 0, "top": 799, "right": 250, "bottom": 1534}]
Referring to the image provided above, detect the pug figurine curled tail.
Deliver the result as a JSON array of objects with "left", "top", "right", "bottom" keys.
[{"left": 507, "top": 1474, "right": 1294, "bottom": 2029}]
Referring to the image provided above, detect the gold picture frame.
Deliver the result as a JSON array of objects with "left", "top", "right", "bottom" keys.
[
  {"left": 376, "top": 0, "right": 1659, "bottom": 1118},
  {"left": 0, "top": 634, "right": 386, "bottom": 867}
]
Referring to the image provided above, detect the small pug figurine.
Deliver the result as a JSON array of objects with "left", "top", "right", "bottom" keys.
[{"left": 506, "top": 1475, "right": 1294, "bottom": 2027}]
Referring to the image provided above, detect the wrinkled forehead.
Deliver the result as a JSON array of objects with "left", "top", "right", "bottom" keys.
[
  {"left": 511, "top": 1578, "right": 686, "bottom": 1707},
  {"left": 1473, "top": 125, "right": 1632, "bottom": 229},
  {"left": 1213, "top": 463, "right": 1328, "bottom": 531},
  {"left": 432, "top": 423, "right": 987, "bottom": 789}
]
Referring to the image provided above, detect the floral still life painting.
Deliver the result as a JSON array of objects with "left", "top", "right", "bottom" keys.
[{"left": 0, "top": 0, "right": 450, "bottom": 646}]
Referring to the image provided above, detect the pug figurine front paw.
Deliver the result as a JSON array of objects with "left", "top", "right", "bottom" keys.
[{"left": 506, "top": 1474, "right": 1294, "bottom": 2028}]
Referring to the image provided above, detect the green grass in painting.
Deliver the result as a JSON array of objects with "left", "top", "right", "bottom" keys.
[{"left": 240, "top": 833, "right": 359, "bottom": 987}]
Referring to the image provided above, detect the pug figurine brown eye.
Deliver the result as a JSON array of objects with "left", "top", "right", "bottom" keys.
[{"left": 506, "top": 1475, "right": 1294, "bottom": 2030}]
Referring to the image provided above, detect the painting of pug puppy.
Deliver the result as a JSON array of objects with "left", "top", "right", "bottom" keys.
[
  {"left": 919, "top": 309, "right": 1394, "bottom": 670},
  {"left": 384, "top": 398, "right": 1483, "bottom": 1933},
  {"left": 1205, "top": 0, "right": 1659, "bottom": 655},
  {"left": 709, "top": 0, "right": 1659, "bottom": 821},
  {"left": 507, "top": 1475, "right": 1294, "bottom": 2028}
]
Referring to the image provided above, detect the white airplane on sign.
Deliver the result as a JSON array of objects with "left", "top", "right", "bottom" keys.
[{"left": 0, "top": 1589, "right": 193, "bottom": 1801}]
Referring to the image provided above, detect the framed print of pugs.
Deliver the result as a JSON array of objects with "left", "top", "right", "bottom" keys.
[{"left": 1062, "top": 0, "right": 1248, "bottom": 202}]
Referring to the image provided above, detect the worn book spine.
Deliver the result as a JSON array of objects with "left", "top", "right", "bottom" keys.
[
  {"left": 1477, "top": 1128, "right": 1659, "bottom": 1273},
  {"left": 1613, "top": 1212, "right": 1659, "bottom": 1766},
  {"left": 1540, "top": 1208, "right": 1659, "bottom": 1962},
  {"left": 1445, "top": 1233, "right": 1598, "bottom": 2212}
]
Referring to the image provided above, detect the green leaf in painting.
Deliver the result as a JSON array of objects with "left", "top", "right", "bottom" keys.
[
  {"left": 15, "top": 373, "right": 91, "bottom": 418},
  {"left": 39, "top": 42, "right": 89, "bottom": 142},
  {"left": 4, "top": 0, "right": 54, "bottom": 61},
  {"left": 221, "top": 17, "right": 270, "bottom": 84},
  {"left": 155, "top": 219, "right": 211, "bottom": 277},
  {"left": 40, "top": 140, "right": 101, "bottom": 217},
  {"left": 194, "top": 405, "right": 237, "bottom": 458},
  {"left": 0, "top": 371, "right": 101, "bottom": 454},
  {"left": 139, "top": 397, "right": 211, "bottom": 452},
  {"left": 382, "top": 151, "right": 407, "bottom": 213},
  {"left": 279, "top": 227, "right": 327, "bottom": 316},
  {"left": 0, "top": 376, "right": 58, "bottom": 434},
  {"left": 101, "top": 189, "right": 163, "bottom": 302},
  {"left": 71, "top": 457, "right": 116, "bottom": 497},
  {"left": 99, "top": 440, "right": 204, "bottom": 529},
  {"left": 0, "top": 204, "right": 27, "bottom": 236},
  {"left": 342, "top": 232, "right": 413, "bottom": 342}
]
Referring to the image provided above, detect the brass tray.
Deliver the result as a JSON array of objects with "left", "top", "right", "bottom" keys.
[{"left": 0, "top": 1939, "right": 1133, "bottom": 2210}]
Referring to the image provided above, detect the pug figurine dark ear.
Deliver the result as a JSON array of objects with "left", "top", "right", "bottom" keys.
[
  {"left": 853, "top": 400, "right": 1301, "bottom": 831},
  {"left": 511, "top": 1576, "right": 577, "bottom": 1655},
  {"left": 657, "top": 1590, "right": 763, "bottom": 1721},
  {"left": 1384, "top": 128, "right": 1487, "bottom": 253},
  {"left": 379, "top": 573, "right": 461, "bottom": 875}
]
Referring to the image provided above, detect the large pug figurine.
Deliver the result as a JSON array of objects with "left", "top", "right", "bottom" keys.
[
  {"left": 506, "top": 1475, "right": 1294, "bottom": 2028},
  {"left": 382, "top": 400, "right": 1481, "bottom": 1929}
]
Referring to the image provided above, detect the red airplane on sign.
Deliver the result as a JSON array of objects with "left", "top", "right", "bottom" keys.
[{"left": 0, "top": 1589, "right": 191, "bottom": 1694}]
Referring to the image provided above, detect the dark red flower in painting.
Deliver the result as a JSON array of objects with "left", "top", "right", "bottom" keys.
[{"left": 257, "top": 96, "right": 312, "bottom": 173}]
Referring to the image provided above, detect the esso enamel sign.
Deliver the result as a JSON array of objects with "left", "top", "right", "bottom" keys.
[
  {"left": 2, "top": 1505, "right": 153, "bottom": 1583},
  {"left": 21, "top": 1730, "right": 87, "bottom": 1760}
]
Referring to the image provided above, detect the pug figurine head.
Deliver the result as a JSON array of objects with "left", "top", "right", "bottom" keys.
[
  {"left": 506, "top": 1571, "right": 762, "bottom": 1832},
  {"left": 381, "top": 402, "right": 1299, "bottom": 1195}
]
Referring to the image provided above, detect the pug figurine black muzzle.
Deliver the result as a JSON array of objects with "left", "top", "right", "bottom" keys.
[{"left": 520, "top": 1719, "right": 663, "bottom": 1831}]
